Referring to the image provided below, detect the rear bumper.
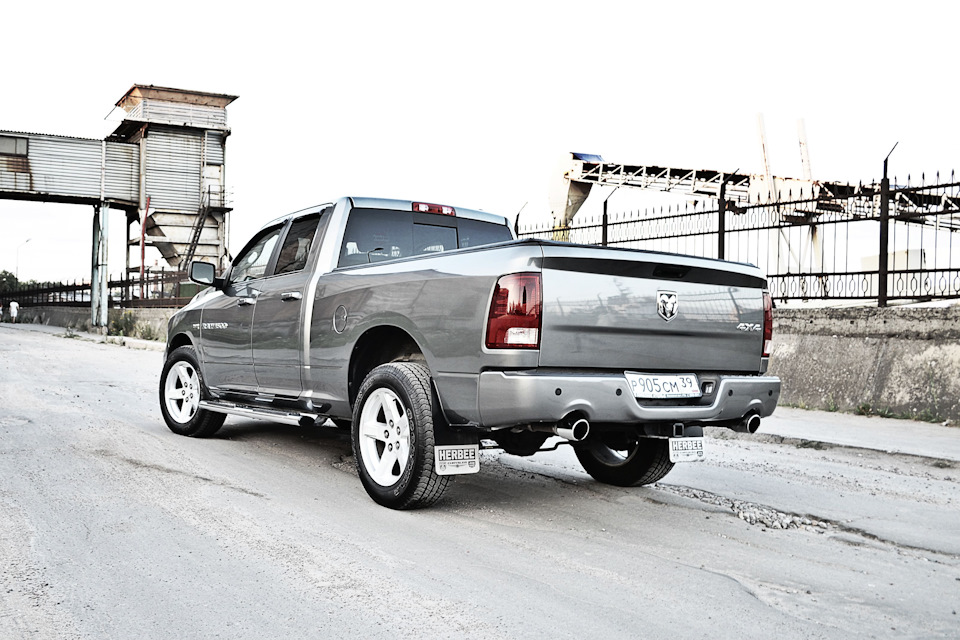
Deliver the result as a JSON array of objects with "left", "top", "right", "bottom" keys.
[{"left": 477, "top": 370, "right": 780, "bottom": 428}]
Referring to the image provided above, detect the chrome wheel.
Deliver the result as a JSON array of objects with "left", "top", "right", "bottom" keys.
[
  {"left": 357, "top": 387, "right": 412, "bottom": 487},
  {"left": 163, "top": 360, "right": 200, "bottom": 425}
]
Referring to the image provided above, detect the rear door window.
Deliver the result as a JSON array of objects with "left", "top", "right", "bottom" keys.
[{"left": 275, "top": 213, "right": 322, "bottom": 275}]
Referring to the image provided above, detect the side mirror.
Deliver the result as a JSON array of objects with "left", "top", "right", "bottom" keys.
[{"left": 190, "top": 261, "right": 217, "bottom": 286}]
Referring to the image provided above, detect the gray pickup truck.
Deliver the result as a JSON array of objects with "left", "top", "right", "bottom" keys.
[{"left": 160, "top": 197, "right": 780, "bottom": 509}]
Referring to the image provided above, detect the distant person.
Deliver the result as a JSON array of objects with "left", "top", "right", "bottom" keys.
[{"left": 9, "top": 300, "right": 19, "bottom": 323}]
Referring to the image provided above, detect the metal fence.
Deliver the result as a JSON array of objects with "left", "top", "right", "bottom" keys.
[
  {"left": 519, "top": 174, "right": 960, "bottom": 305},
  {"left": 8, "top": 175, "right": 960, "bottom": 310},
  {"left": 5, "top": 270, "right": 192, "bottom": 309}
]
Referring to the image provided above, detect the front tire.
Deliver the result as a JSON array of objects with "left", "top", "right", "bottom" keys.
[
  {"left": 352, "top": 362, "right": 449, "bottom": 509},
  {"left": 574, "top": 431, "right": 674, "bottom": 486},
  {"left": 159, "top": 345, "right": 225, "bottom": 438}
]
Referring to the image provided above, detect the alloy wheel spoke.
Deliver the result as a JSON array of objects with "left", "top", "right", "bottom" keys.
[
  {"left": 177, "top": 365, "right": 193, "bottom": 389},
  {"left": 373, "top": 446, "right": 400, "bottom": 485},
  {"left": 359, "top": 415, "right": 386, "bottom": 442},
  {"left": 384, "top": 396, "right": 403, "bottom": 430}
]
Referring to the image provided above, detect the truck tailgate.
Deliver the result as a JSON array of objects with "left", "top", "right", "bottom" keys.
[{"left": 537, "top": 246, "right": 767, "bottom": 373}]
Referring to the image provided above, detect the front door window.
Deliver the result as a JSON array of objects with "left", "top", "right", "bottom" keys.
[{"left": 231, "top": 227, "right": 283, "bottom": 283}]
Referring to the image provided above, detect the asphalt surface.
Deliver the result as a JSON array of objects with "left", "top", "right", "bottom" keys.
[{"left": 1, "top": 322, "right": 958, "bottom": 639}]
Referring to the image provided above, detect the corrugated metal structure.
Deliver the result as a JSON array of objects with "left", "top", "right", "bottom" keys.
[
  {"left": 0, "top": 85, "right": 238, "bottom": 326},
  {"left": 105, "top": 142, "right": 139, "bottom": 203},
  {"left": 108, "top": 85, "right": 237, "bottom": 270},
  {"left": 0, "top": 132, "right": 140, "bottom": 206}
]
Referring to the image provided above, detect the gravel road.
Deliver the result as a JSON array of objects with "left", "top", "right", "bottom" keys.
[{"left": 1, "top": 325, "right": 957, "bottom": 639}]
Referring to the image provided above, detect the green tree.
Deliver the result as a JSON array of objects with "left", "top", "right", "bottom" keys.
[{"left": 0, "top": 270, "right": 18, "bottom": 293}]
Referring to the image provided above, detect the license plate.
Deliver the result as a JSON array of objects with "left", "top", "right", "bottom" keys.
[
  {"left": 669, "top": 437, "right": 706, "bottom": 463},
  {"left": 434, "top": 444, "right": 480, "bottom": 476},
  {"left": 624, "top": 372, "right": 702, "bottom": 399}
]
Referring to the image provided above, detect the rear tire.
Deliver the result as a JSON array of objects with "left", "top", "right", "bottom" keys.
[
  {"left": 574, "top": 431, "right": 674, "bottom": 486},
  {"left": 159, "top": 345, "right": 225, "bottom": 438},
  {"left": 352, "top": 362, "right": 449, "bottom": 509}
]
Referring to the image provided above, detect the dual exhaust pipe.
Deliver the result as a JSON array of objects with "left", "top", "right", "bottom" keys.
[{"left": 530, "top": 411, "right": 760, "bottom": 441}]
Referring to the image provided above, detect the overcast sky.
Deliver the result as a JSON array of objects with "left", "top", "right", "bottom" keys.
[{"left": 2, "top": 0, "right": 958, "bottom": 282}]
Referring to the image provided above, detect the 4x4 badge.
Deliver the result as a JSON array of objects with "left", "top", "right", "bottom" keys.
[{"left": 657, "top": 290, "right": 678, "bottom": 322}]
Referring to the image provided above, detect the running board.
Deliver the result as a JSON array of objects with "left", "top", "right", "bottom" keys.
[{"left": 199, "top": 400, "right": 323, "bottom": 426}]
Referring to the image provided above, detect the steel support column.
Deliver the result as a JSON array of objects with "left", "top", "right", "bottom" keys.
[{"left": 91, "top": 203, "right": 109, "bottom": 328}]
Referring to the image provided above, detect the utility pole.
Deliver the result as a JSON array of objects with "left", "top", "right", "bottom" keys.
[
  {"left": 718, "top": 178, "right": 727, "bottom": 260},
  {"left": 16, "top": 238, "right": 32, "bottom": 282},
  {"left": 878, "top": 143, "right": 898, "bottom": 308},
  {"left": 602, "top": 186, "right": 620, "bottom": 247}
]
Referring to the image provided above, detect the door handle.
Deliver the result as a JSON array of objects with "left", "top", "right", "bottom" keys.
[
  {"left": 281, "top": 291, "right": 303, "bottom": 301},
  {"left": 237, "top": 297, "right": 256, "bottom": 306}
]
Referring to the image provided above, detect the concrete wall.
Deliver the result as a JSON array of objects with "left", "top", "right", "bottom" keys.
[
  {"left": 770, "top": 307, "right": 960, "bottom": 423},
  {"left": 14, "top": 306, "right": 174, "bottom": 341}
]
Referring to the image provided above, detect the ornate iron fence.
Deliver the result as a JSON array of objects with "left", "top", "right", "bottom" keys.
[{"left": 519, "top": 173, "right": 960, "bottom": 305}]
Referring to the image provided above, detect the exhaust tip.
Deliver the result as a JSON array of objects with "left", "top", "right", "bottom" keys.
[
  {"left": 554, "top": 413, "right": 590, "bottom": 442},
  {"left": 746, "top": 414, "right": 761, "bottom": 434},
  {"left": 569, "top": 418, "right": 590, "bottom": 441}
]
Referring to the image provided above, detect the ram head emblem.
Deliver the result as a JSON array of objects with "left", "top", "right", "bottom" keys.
[{"left": 657, "top": 290, "right": 678, "bottom": 322}]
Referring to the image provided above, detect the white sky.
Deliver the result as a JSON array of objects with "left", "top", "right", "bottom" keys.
[{"left": 2, "top": 0, "right": 959, "bottom": 282}]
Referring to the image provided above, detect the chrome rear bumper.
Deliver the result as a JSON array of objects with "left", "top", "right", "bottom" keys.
[{"left": 478, "top": 370, "right": 780, "bottom": 428}]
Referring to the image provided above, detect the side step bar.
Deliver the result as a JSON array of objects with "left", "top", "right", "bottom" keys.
[{"left": 199, "top": 400, "right": 323, "bottom": 426}]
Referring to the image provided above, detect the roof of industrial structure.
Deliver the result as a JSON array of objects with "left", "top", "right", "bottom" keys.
[{"left": 115, "top": 85, "right": 239, "bottom": 112}]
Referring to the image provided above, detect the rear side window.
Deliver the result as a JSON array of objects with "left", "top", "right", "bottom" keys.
[{"left": 338, "top": 208, "right": 512, "bottom": 267}]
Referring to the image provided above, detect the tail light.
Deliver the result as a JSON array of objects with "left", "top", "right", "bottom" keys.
[
  {"left": 485, "top": 273, "right": 542, "bottom": 349},
  {"left": 762, "top": 291, "right": 773, "bottom": 357}
]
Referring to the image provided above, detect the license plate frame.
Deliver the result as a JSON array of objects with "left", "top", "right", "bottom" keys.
[
  {"left": 668, "top": 437, "right": 706, "bottom": 463},
  {"left": 434, "top": 444, "right": 481, "bottom": 476},
  {"left": 624, "top": 371, "right": 702, "bottom": 399}
]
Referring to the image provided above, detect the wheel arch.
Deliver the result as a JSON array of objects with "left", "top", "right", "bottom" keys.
[
  {"left": 348, "top": 325, "right": 426, "bottom": 406},
  {"left": 166, "top": 331, "right": 196, "bottom": 358}
]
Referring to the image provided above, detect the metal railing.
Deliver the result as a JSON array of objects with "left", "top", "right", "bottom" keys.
[
  {"left": 4, "top": 270, "right": 192, "bottom": 309},
  {"left": 519, "top": 174, "right": 960, "bottom": 305},
  {"left": 200, "top": 185, "right": 231, "bottom": 210}
]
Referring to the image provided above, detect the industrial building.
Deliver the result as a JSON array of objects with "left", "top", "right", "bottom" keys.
[{"left": 0, "top": 85, "right": 237, "bottom": 325}]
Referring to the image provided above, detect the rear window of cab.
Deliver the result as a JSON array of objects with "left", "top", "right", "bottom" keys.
[{"left": 338, "top": 208, "right": 513, "bottom": 267}]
